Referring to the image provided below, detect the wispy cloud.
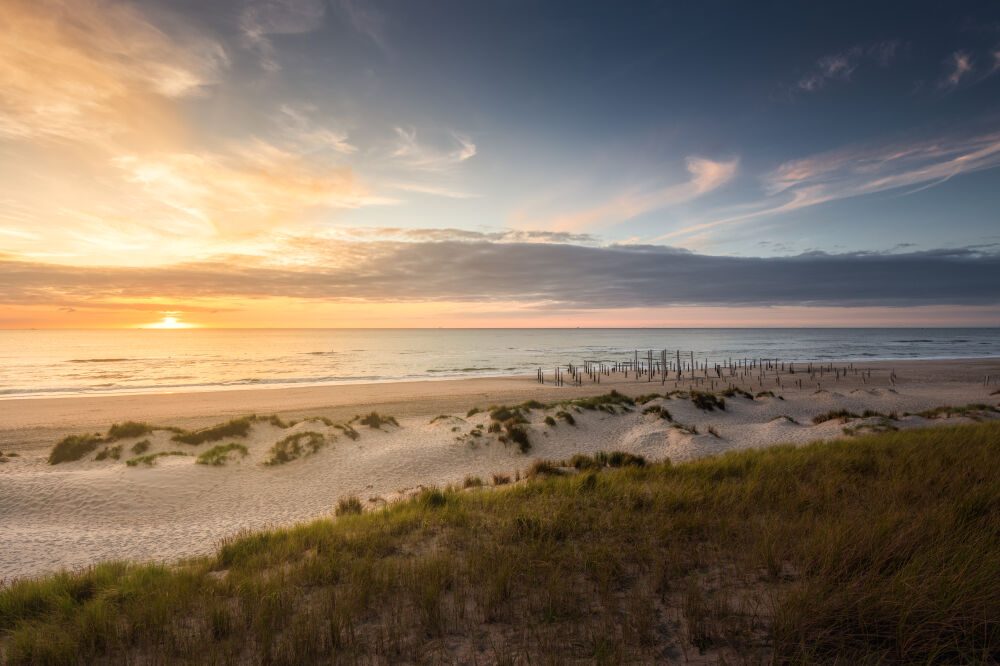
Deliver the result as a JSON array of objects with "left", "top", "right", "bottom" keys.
[
  {"left": 0, "top": 0, "right": 227, "bottom": 145},
  {"left": 239, "top": 0, "right": 326, "bottom": 71},
  {"left": 655, "top": 127, "right": 1000, "bottom": 242},
  {"left": 112, "top": 140, "right": 394, "bottom": 237},
  {"left": 941, "top": 50, "right": 975, "bottom": 88},
  {"left": 2, "top": 243, "right": 997, "bottom": 310},
  {"left": 797, "top": 41, "right": 898, "bottom": 91},
  {"left": 390, "top": 127, "right": 477, "bottom": 171},
  {"left": 512, "top": 156, "right": 738, "bottom": 232},
  {"left": 274, "top": 104, "right": 357, "bottom": 154}
]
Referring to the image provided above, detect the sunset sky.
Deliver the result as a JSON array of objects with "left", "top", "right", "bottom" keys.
[{"left": 2, "top": 0, "right": 999, "bottom": 328}]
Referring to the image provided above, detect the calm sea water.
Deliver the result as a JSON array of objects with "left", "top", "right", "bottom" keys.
[{"left": 0, "top": 328, "right": 997, "bottom": 399}]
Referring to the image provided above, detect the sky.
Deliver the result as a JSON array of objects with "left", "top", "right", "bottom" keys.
[{"left": 1, "top": 0, "right": 999, "bottom": 328}]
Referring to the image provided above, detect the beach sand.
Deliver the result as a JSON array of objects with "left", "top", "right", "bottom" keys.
[{"left": 1, "top": 357, "right": 998, "bottom": 581}]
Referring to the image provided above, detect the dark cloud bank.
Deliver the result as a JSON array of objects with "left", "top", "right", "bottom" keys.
[{"left": 2, "top": 242, "right": 998, "bottom": 309}]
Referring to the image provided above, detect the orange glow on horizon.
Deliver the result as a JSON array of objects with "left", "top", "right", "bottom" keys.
[{"left": 142, "top": 315, "right": 197, "bottom": 329}]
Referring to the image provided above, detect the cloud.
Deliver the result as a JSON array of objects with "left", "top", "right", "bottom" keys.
[
  {"left": 0, "top": 0, "right": 227, "bottom": 145},
  {"left": 797, "top": 41, "right": 898, "bottom": 92},
  {"left": 111, "top": 140, "right": 394, "bottom": 237},
  {"left": 3, "top": 241, "right": 996, "bottom": 310},
  {"left": 335, "top": 0, "right": 390, "bottom": 55},
  {"left": 656, "top": 127, "right": 1000, "bottom": 242},
  {"left": 513, "top": 157, "right": 738, "bottom": 232},
  {"left": 240, "top": 0, "right": 326, "bottom": 71},
  {"left": 274, "top": 105, "right": 356, "bottom": 154},
  {"left": 390, "top": 127, "right": 477, "bottom": 171},
  {"left": 941, "top": 51, "right": 974, "bottom": 88}
]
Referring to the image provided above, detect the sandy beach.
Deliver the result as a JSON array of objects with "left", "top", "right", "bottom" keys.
[{"left": 2, "top": 357, "right": 998, "bottom": 581}]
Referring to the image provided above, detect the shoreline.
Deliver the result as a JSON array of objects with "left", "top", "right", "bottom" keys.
[
  {"left": 3, "top": 352, "right": 1000, "bottom": 402},
  {"left": 2, "top": 356, "right": 998, "bottom": 581},
  {"left": 2, "top": 357, "right": 999, "bottom": 451}
]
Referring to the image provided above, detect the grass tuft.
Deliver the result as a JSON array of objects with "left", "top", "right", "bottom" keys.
[
  {"left": 171, "top": 417, "right": 254, "bottom": 445},
  {"left": 196, "top": 443, "right": 249, "bottom": 466},
  {"left": 264, "top": 432, "right": 326, "bottom": 466},
  {"left": 690, "top": 391, "right": 725, "bottom": 411},
  {"left": 94, "top": 445, "right": 122, "bottom": 461},
  {"left": 130, "top": 439, "right": 150, "bottom": 454},
  {"left": 106, "top": 421, "right": 154, "bottom": 441},
  {"left": 335, "top": 496, "right": 363, "bottom": 516},
  {"left": 48, "top": 433, "right": 104, "bottom": 464},
  {"left": 359, "top": 412, "right": 399, "bottom": 429},
  {"left": 125, "top": 451, "right": 190, "bottom": 467}
]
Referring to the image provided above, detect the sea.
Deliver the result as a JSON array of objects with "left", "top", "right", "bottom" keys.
[{"left": 0, "top": 328, "right": 997, "bottom": 399}]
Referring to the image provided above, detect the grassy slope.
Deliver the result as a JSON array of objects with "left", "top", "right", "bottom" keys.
[{"left": 2, "top": 422, "right": 999, "bottom": 664}]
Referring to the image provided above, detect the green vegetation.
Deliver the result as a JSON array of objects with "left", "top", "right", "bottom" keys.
[
  {"left": 94, "top": 445, "right": 122, "bottom": 461},
  {"left": 196, "top": 443, "right": 249, "bottom": 466},
  {"left": 333, "top": 423, "right": 360, "bottom": 441},
  {"left": 634, "top": 392, "right": 663, "bottom": 404},
  {"left": 812, "top": 409, "right": 861, "bottom": 425},
  {"left": 672, "top": 422, "right": 699, "bottom": 435},
  {"left": 641, "top": 404, "right": 672, "bottom": 421},
  {"left": 915, "top": 403, "right": 999, "bottom": 420},
  {"left": 543, "top": 415, "right": 556, "bottom": 426},
  {"left": 3, "top": 423, "right": 1000, "bottom": 663},
  {"left": 754, "top": 390, "right": 779, "bottom": 399},
  {"left": 334, "top": 496, "right": 363, "bottom": 517},
  {"left": 566, "top": 451, "right": 649, "bottom": 471},
  {"left": 106, "top": 421, "right": 154, "bottom": 441},
  {"left": 48, "top": 433, "right": 104, "bottom": 465},
  {"left": 813, "top": 409, "right": 898, "bottom": 425},
  {"left": 722, "top": 387, "right": 753, "bottom": 399},
  {"left": 125, "top": 451, "right": 190, "bottom": 467},
  {"left": 526, "top": 459, "right": 564, "bottom": 478},
  {"left": 130, "top": 439, "right": 150, "bottom": 455},
  {"left": 564, "top": 389, "right": 634, "bottom": 413},
  {"left": 462, "top": 475, "right": 484, "bottom": 488},
  {"left": 466, "top": 407, "right": 483, "bottom": 417},
  {"left": 843, "top": 421, "right": 899, "bottom": 436},
  {"left": 359, "top": 412, "right": 398, "bottom": 429},
  {"left": 429, "top": 415, "right": 451, "bottom": 424},
  {"left": 690, "top": 390, "right": 725, "bottom": 411},
  {"left": 171, "top": 417, "right": 255, "bottom": 445},
  {"left": 264, "top": 432, "right": 326, "bottom": 466},
  {"left": 555, "top": 410, "right": 575, "bottom": 425},
  {"left": 490, "top": 472, "right": 511, "bottom": 485}
]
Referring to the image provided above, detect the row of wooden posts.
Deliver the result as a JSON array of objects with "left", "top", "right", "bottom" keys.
[{"left": 537, "top": 351, "right": 897, "bottom": 391}]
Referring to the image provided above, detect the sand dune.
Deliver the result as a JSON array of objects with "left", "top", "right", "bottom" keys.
[{"left": 1, "top": 358, "right": 998, "bottom": 581}]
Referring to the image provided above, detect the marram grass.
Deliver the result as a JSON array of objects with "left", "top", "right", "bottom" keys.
[{"left": 3, "top": 422, "right": 1000, "bottom": 664}]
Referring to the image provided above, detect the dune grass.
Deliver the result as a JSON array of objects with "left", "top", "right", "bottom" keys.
[
  {"left": 124, "top": 451, "right": 190, "bottom": 467},
  {"left": 334, "top": 497, "right": 363, "bottom": 517},
  {"left": 47, "top": 433, "right": 104, "bottom": 464},
  {"left": 358, "top": 412, "right": 398, "bottom": 429},
  {"left": 94, "top": 445, "right": 122, "bottom": 462},
  {"left": 195, "top": 443, "right": 249, "bottom": 466},
  {"left": 5, "top": 423, "right": 1000, "bottom": 663},
  {"left": 264, "top": 432, "right": 327, "bottom": 466},
  {"left": 171, "top": 417, "right": 255, "bottom": 445},
  {"left": 105, "top": 421, "right": 154, "bottom": 441},
  {"left": 915, "top": 403, "right": 999, "bottom": 420},
  {"left": 690, "top": 390, "right": 725, "bottom": 411},
  {"left": 130, "top": 439, "right": 150, "bottom": 455}
]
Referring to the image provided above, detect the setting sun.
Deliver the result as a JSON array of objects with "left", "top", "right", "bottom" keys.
[{"left": 144, "top": 315, "right": 195, "bottom": 329}]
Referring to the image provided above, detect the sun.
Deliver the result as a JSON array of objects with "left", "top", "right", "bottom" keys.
[{"left": 144, "top": 315, "right": 196, "bottom": 329}]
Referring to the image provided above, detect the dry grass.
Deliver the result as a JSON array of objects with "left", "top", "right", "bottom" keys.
[
  {"left": 264, "top": 432, "right": 327, "bottom": 466},
  {"left": 195, "top": 443, "right": 249, "bottom": 466},
  {"left": 4, "top": 423, "right": 1000, "bottom": 664}
]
